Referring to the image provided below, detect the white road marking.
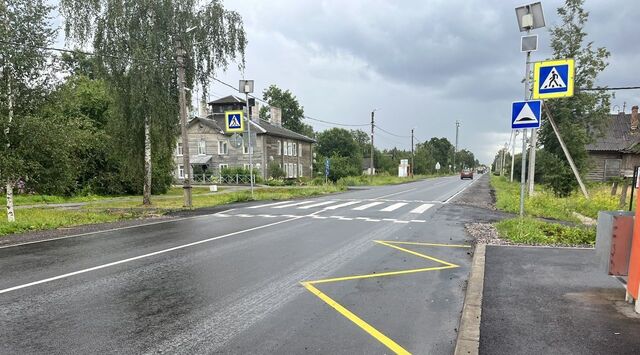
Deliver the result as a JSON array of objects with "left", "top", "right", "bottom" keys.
[
  {"left": 0, "top": 216, "right": 303, "bottom": 295},
  {"left": 410, "top": 203, "right": 434, "bottom": 214},
  {"left": 380, "top": 202, "right": 407, "bottom": 212},
  {"left": 272, "top": 201, "right": 316, "bottom": 209},
  {"left": 353, "top": 202, "right": 384, "bottom": 211},
  {"left": 323, "top": 201, "right": 361, "bottom": 210},
  {"left": 298, "top": 200, "right": 337, "bottom": 209},
  {"left": 247, "top": 200, "right": 292, "bottom": 209},
  {"left": 393, "top": 220, "right": 410, "bottom": 224},
  {"left": 410, "top": 220, "right": 427, "bottom": 223},
  {"left": 443, "top": 177, "right": 480, "bottom": 204}
]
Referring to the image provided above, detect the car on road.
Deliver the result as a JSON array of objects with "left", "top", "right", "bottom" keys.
[{"left": 460, "top": 169, "right": 474, "bottom": 180}]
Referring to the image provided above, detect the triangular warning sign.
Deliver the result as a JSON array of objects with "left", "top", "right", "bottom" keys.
[
  {"left": 540, "top": 67, "right": 566, "bottom": 89},
  {"left": 229, "top": 115, "right": 241, "bottom": 128},
  {"left": 514, "top": 103, "right": 538, "bottom": 123}
]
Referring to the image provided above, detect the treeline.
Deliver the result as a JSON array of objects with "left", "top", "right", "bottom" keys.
[{"left": 314, "top": 128, "right": 478, "bottom": 181}]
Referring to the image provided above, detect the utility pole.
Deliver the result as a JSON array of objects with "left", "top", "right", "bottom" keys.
[
  {"left": 453, "top": 120, "right": 460, "bottom": 171},
  {"left": 411, "top": 128, "right": 415, "bottom": 177},
  {"left": 370, "top": 110, "right": 375, "bottom": 176},
  {"left": 176, "top": 40, "right": 192, "bottom": 208},
  {"left": 501, "top": 142, "right": 508, "bottom": 176},
  {"left": 239, "top": 80, "right": 255, "bottom": 197}
]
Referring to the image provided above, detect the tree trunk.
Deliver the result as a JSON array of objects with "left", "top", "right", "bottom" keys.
[
  {"left": 6, "top": 181, "right": 15, "bottom": 222},
  {"left": 143, "top": 115, "right": 152, "bottom": 205}
]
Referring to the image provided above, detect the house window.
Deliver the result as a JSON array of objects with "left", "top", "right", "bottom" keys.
[
  {"left": 287, "top": 142, "right": 293, "bottom": 156},
  {"left": 292, "top": 143, "right": 297, "bottom": 157},
  {"left": 198, "top": 139, "right": 206, "bottom": 155},
  {"left": 298, "top": 164, "right": 303, "bottom": 177},
  {"left": 243, "top": 163, "right": 251, "bottom": 170},
  {"left": 176, "top": 142, "right": 183, "bottom": 156},
  {"left": 289, "top": 163, "right": 295, "bottom": 178},
  {"left": 604, "top": 159, "right": 622, "bottom": 180},
  {"left": 277, "top": 140, "right": 282, "bottom": 156},
  {"left": 178, "top": 165, "right": 185, "bottom": 179},
  {"left": 243, "top": 141, "right": 249, "bottom": 154},
  {"left": 219, "top": 163, "right": 229, "bottom": 171},
  {"left": 218, "top": 141, "right": 228, "bottom": 155},
  {"left": 283, "top": 141, "right": 288, "bottom": 156}
]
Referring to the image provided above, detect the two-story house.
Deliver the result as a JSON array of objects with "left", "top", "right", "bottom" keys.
[{"left": 173, "top": 95, "right": 315, "bottom": 182}]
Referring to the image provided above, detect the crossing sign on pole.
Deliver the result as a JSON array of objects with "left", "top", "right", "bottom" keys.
[
  {"left": 512, "top": 100, "right": 542, "bottom": 129},
  {"left": 225, "top": 110, "right": 244, "bottom": 133},
  {"left": 532, "top": 58, "right": 574, "bottom": 99}
]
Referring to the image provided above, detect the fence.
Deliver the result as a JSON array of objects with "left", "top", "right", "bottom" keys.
[{"left": 191, "top": 174, "right": 255, "bottom": 185}]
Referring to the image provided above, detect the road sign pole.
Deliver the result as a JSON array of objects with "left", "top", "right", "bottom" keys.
[
  {"left": 519, "top": 47, "right": 531, "bottom": 217},
  {"left": 246, "top": 92, "right": 254, "bottom": 198}
]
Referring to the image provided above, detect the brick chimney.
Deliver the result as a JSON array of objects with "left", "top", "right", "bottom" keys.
[
  {"left": 270, "top": 107, "right": 282, "bottom": 126},
  {"left": 631, "top": 105, "right": 639, "bottom": 131}
]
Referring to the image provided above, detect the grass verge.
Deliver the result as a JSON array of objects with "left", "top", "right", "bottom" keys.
[
  {"left": 0, "top": 185, "right": 345, "bottom": 237},
  {"left": 337, "top": 174, "right": 450, "bottom": 187},
  {"left": 491, "top": 175, "right": 622, "bottom": 222},
  {"left": 496, "top": 217, "right": 596, "bottom": 246}
]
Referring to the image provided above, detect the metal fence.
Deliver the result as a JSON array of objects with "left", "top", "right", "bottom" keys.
[{"left": 191, "top": 174, "right": 254, "bottom": 185}]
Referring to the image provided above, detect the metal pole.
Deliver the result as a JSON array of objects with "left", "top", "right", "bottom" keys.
[
  {"left": 543, "top": 102, "right": 589, "bottom": 199},
  {"left": 501, "top": 143, "right": 507, "bottom": 176},
  {"left": 176, "top": 40, "right": 192, "bottom": 208},
  {"left": 411, "top": 128, "right": 414, "bottom": 177},
  {"left": 519, "top": 47, "right": 531, "bottom": 217},
  {"left": 370, "top": 111, "right": 375, "bottom": 176},
  {"left": 454, "top": 120, "right": 459, "bottom": 171},
  {"left": 510, "top": 131, "right": 518, "bottom": 182},
  {"left": 246, "top": 92, "right": 254, "bottom": 197}
]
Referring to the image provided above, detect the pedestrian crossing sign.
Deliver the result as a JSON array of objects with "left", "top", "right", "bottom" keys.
[
  {"left": 225, "top": 110, "right": 244, "bottom": 133},
  {"left": 512, "top": 100, "right": 542, "bottom": 129},
  {"left": 532, "top": 58, "right": 574, "bottom": 99}
]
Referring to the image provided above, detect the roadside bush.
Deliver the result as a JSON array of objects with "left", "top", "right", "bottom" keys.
[
  {"left": 496, "top": 218, "right": 595, "bottom": 246},
  {"left": 268, "top": 162, "right": 285, "bottom": 179}
]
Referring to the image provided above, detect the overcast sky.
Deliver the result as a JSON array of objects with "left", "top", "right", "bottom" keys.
[
  {"left": 209, "top": 0, "right": 639, "bottom": 163},
  {"left": 51, "top": 0, "right": 639, "bottom": 163}
]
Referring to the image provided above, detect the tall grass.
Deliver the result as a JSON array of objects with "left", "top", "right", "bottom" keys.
[{"left": 496, "top": 217, "right": 596, "bottom": 246}]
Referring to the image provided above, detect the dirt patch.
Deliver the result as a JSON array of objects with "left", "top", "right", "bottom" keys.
[{"left": 465, "top": 222, "right": 512, "bottom": 245}]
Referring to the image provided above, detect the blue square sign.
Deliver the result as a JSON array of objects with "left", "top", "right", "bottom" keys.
[{"left": 512, "top": 100, "right": 542, "bottom": 129}]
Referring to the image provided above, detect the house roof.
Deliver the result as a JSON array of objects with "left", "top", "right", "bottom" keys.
[
  {"left": 586, "top": 112, "right": 640, "bottom": 152},
  {"left": 208, "top": 95, "right": 244, "bottom": 105},
  {"left": 187, "top": 116, "right": 223, "bottom": 133}
]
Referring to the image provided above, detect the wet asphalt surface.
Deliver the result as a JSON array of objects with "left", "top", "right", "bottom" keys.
[
  {"left": 0, "top": 175, "right": 497, "bottom": 354},
  {"left": 480, "top": 246, "right": 640, "bottom": 355}
]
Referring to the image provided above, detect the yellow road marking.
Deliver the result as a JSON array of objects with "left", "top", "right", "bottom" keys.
[
  {"left": 308, "top": 265, "right": 456, "bottom": 284},
  {"left": 301, "top": 240, "right": 470, "bottom": 354},
  {"left": 302, "top": 282, "right": 411, "bottom": 355},
  {"left": 378, "top": 240, "right": 471, "bottom": 248},
  {"left": 374, "top": 240, "right": 458, "bottom": 267}
]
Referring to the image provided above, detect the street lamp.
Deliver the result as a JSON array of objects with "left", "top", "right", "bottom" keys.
[{"left": 239, "top": 79, "right": 255, "bottom": 197}]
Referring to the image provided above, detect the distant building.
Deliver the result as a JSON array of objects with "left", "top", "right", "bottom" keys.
[
  {"left": 586, "top": 105, "right": 640, "bottom": 181},
  {"left": 173, "top": 95, "right": 315, "bottom": 182}
]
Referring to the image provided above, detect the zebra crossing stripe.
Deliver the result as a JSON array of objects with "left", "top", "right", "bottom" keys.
[
  {"left": 273, "top": 201, "right": 316, "bottom": 209},
  {"left": 248, "top": 201, "right": 292, "bottom": 209},
  {"left": 324, "top": 201, "right": 361, "bottom": 210},
  {"left": 353, "top": 202, "right": 384, "bottom": 211},
  {"left": 298, "top": 201, "right": 337, "bottom": 209},
  {"left": 380, "top": 203, "right": 407, "bottom": 212},
  {"left": 410, "top": 204, "right": 434, "bottom": 214}
]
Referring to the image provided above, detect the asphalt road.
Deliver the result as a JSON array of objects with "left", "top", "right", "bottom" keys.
[{"left": 0, "top": 175, "right": 484, "bottom": 354}]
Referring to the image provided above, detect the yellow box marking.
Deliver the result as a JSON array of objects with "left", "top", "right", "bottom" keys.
[
  {"left": 302, "top": 239, "right": 470, "bottom": 354},
  {"left": 302, "top": 282, "right": 411, "bottom": 355}
]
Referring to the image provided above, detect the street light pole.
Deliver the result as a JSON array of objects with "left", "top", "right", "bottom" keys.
[
  {"left": 176, "top": 40, "right": 192, "bottom": 208},
  {"left": 453, "top": 120, "right": 460, "bottom": 171},
  {"left": 520, "top": 42, "right": 531, "bottom": 217},
  {"left": 239, "top": 80, "right": 255, "bottom": 198},
  {"left": 510, "top": 130, "right": 519, "bottom": 182},
  {"left": 411, "top": 128, "right": 414, "bottom": 177},
  {"left": 370, "top": 110, "right": 375, "bottom": 176}
]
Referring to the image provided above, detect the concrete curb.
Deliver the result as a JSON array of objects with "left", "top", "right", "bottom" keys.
[{"left": 455, "top": 243, "right": 486, "bottom": 355}]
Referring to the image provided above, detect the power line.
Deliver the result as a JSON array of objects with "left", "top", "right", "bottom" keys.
[
  {"left": 375, "top": 125, "right": 410, "bottom": 138},
  {"left": 579, "top": 86, "right": 640, "bottom": 91}
]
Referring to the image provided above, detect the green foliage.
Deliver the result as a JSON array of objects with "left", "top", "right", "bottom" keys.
[
  {"left": 220, "top": 167, "right": 262, "bottom": 184},
  {"left": 260, "top": 84, "right": 314, "bottom": 137},
  {"left": 537, "top": 0, "right": 611, "bottom": 196},
  {"left": 326, "top": 155, "right": 362, "bottom": 182},
  {"left": 496, "top": 218, "right": 595, "bottom": 246},
  {"left": 315, "top": 128, "right": 363, "bottom": 181},
  {"left": 491, "top": 175, "right": 621, "bottom": 221},
  {"left": 268, "top": 162, "right": 285, "bottom": 179}
]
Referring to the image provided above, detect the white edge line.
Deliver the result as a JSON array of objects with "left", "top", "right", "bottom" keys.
[
  {"left": 0, "top": 216, "right": 302, "bottom": 295},
  {"left": 0, "top": 210, "right": 239, "bottom": 250},
  {"left": 443, "top": 178, "right": 481, "bottom": 204}
]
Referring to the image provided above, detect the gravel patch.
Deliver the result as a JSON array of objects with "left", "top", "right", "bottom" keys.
[
  {"left": 452, "top": 174, "right": 496, "bottom": 210},
  {"left": 465, "top": 222, "right": 512, "bottom": 246}
]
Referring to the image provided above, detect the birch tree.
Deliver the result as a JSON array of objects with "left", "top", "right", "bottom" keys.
[
  {"left": 59, "top": 0, "right": 247, "bottom": 205},
  {"left": 0, "top": 0, "right": 56, "bottom": 222}
]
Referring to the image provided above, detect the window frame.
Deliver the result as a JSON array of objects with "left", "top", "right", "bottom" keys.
[
  {"left": 178, "top": 164, "right": 185, "bottom": 179},
  {"left": 219, "top": 163, "right": 229, "bottom": 171},
  {"left": 292, "top": 142, "right": 297, "bottom": 157},
  {"left": 198, "top": 139, "right": 206, "bottom": 155},
  {"left": 176, "top": 142, "right": 183, "bottom": 156},
  {"left": 218, "top": 140, "right": 228, "bottom": 155},
  {"left": 277, "top": 140, "right": 282, "bottom": 156}
]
